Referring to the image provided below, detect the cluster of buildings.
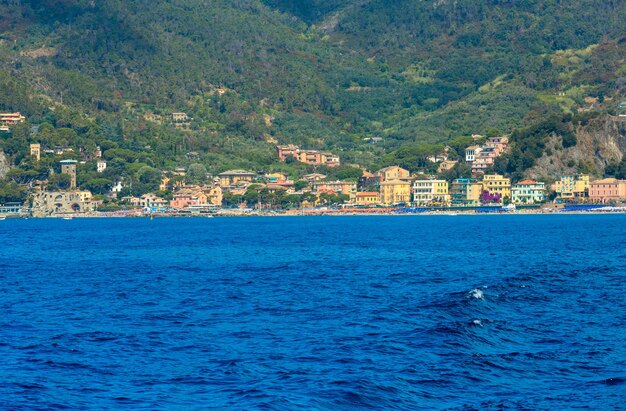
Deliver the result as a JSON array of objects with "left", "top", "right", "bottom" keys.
[
  {"left": 10, "top": 118, "right": 626, "bottom": 215},
  {"left": 30, "top": 143, "right": 107, "bottom": 172},
  {"left": 553, "top": 174, "right": 626, "bottom": 203},
  {"left": 465, "top": 136, "right": 509, "bottom": 174},
  {"left": 449, "top": 175, "right": 545, "bottom": 206},
  {"left": 277, "top": 145, "right": 340, "bottom": 167}
]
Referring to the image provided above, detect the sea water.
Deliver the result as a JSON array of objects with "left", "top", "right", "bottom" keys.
[{"left": 1, "top": 215, "right": 626, "bottom": 409}]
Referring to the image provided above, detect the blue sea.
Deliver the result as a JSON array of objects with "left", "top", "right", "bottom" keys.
[{"left": 1, "top": 215, "right": 626, "bottom": 410}]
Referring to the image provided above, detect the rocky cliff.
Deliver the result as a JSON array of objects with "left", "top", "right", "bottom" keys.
[
  {"left": 0, "top": 150, "right": 10, "bottom": 179},
  {"left": 526, "top": 116, "right": 626, "bottom": 180}
]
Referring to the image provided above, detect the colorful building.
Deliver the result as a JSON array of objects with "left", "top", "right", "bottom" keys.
[
  {"left": 375, "top": 166, "right": 410, "bottom": 182},
  {"left": 451, "top": 178, "right": 482, "bottom": 206},
  {"left": 553, "top": 175, "right": 590, "bottom": 199},
  {"left": 412, "top": 179, "right": 450, "bottom": 206},
  {"left": 437, "top": 160, "right": 458, "bottom": 173},
  {"left": 218, "top": 170, "right": 256, "bottom": 187},
  {"left": 313, "top": 180, "right": 357, "bottom": 197},
  {"left": 0, "top": 112, "right": 26, "bottom": 125},
  {"left": 588, "top": 178, "right": 626, "bottom": 203},
  {"left": 481, "top": 174, "right": 511, "bottom": 200},
  {"left": 468, "top": 136, "right": 509, "bottom": 174},
  {"left": 511, "top": 180, "right": 546, "bottom": 204},
  {"left": 277, "top": 144, "right": 299, "bottom": 161},
  {"left": 97, "top": 160, "right": 107, "bottom": 173},
  {"left": 131, "top": 193, "right": 168, "bottom": 210},
  {"left": 277, "top": 145, "right": 340, "bottom": 167},
  {"left": 303, "top": 173, "right": 327, "bottom": 182},
  {"left": 170, "top": 188, "right": 208, "bottom": 209},
  {"left": 379, "top": 179, "right": 411, "bottom": 205},
  {"left": 465, "top": 145, "right": 481, "bottom": 162},
  {"left": 30, "top": 143, "right": 41, "bottom": 161},
  {"left": 355, "top": 192, "right": 380, "bottom": 206}
]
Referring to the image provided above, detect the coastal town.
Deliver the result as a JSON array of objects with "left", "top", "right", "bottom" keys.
[{"left": 1, "top": 111, "right": 625, "bottom": 218}]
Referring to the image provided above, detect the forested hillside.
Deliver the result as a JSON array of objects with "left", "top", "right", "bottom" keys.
[{"left": 0, "top": 0, "right": 625, "bottom": 183}]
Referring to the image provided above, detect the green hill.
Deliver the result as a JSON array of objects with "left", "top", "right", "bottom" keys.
[{"left": 0, "top": 0, "right": 625, "bottom": 195}]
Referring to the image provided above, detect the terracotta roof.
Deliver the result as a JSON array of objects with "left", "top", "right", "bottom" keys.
[
  {"left": 516, "top": 179, "right": 537, "bottom": 185},
  {"left": 356, "top": 192, "right": 379, "bottom": 196}
]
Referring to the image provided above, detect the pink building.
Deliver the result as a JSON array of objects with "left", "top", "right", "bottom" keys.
[
  {"left": 588, "top": 178, "right": 626, "bottom": 203},
  {"left": 470, "top": 137, "right": 509, "bottom": 174},
  {"left": 312, "top": 180, "right": 357, "bottom": 196},
  {"left": 170, "top": 189, "right": 208, "bottom": 209}
]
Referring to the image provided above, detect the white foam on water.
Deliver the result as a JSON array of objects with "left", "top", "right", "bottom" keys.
[{"left": 468, "top": 288, "right": 484, "bottom": 300}]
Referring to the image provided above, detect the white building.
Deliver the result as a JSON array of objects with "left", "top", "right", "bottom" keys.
[
  {"left": 97, "top": 160, "right": 107, "bottom": 173},
  {"left": 465, "top": 145, "right": 481, "bottom": 162},
  {"left": 111, "top": 181, "right": 124, "bottom": 193},
  {"left": 412, "top": 179, "right": 450, "bottom": 206}
]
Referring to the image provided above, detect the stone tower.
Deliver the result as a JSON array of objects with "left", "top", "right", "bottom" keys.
[{"left": 60, "top": 159, "right": 77, "bottom": 189}]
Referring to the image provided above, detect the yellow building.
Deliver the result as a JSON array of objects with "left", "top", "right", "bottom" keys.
[
  {"left": 375, "top": 166, "right": 410, "bottom": 182},
  {"left": 355, "top": 192, "right": 380, "bottom": 206},
  {"left": 218, "top": 170, "right": 256, "bottom": 187},
  {"left": 160, "top": 177, "right": 171, "bottom": 191},
  {"left": 379, "top": 179, "right": 411, "bottom": 205},
  {"left": 412, "top": 179, "right": 449, "bottom": 205},
  {"left": 30, "top": 143, "right": 41, "bottom": 161},
  {"left": 437, "top": 160, "right": 458, "bottom": 173},
  {"left": 451, "top": 178, "right": 483, "bottom": 206},
  {"left": 482, "top": 174, "right": 511, "bottom": 200},
  {"left": 553, "top": 174, "right": 590, "bottom": 199}
]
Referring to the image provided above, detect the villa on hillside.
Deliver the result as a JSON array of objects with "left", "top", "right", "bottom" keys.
[
  {"left": 467, "top": 136, "right": 509, "bottom": 174},
  {"left": 218, "top": 170, "right": 256, "bottom": 187},
  {"left": 0, "top": 112, "right": 26, "bottom": 125},
  {"left": 277, "top": 145, "right": 340, "bottom": 167}
]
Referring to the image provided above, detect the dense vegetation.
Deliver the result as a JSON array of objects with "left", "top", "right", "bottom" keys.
[{"left": 0, "top": 0, "right": 625, "bottom": 197}]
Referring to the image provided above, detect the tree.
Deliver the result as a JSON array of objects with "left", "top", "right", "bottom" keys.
[
  {"left": 133, "top": 166, "right": 162, "bottom": 195},
  {"left": 48, "top": 173, "right": 72, "bottom": 190},
  {"left": 5, "top": 168, "right": 41, "bottom": 185},
  {"left": 84, "top": 178, "right": 113, "bottom": 194},
  {"left": 0, "top": 181, "right": 27, "bottom": 203},
  {"left": 186, "top": 163, "right": 207, "bottom": 184},
  {"left": 294, "top": 180, "right": 309, "bottom": 191}
]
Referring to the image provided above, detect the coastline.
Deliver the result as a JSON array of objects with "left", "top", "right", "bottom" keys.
[{"left": 2, "top": 208, "right": 626, "bottom": 219}]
